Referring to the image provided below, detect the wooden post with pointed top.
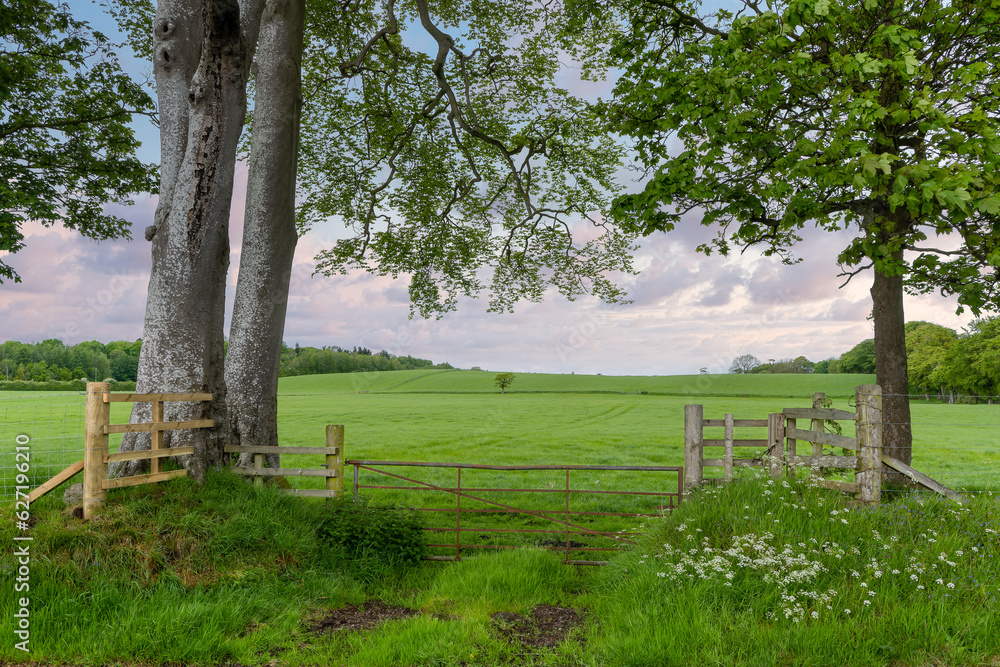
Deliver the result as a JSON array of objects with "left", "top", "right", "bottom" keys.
[{"left": 83, "top": 382, "right": 110, "bottom": 519}]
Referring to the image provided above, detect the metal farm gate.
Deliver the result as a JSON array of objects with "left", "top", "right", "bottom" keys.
[{"left": 347, "top": 460, "right": 684, "bottom": 565}]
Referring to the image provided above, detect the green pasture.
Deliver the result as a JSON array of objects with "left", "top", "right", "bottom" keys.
[
  {"left": 1, "top": 371, "right": 999, "bottom": 666},
  {"left": 2, "top": 370, "right": 998, "bottom": 499},
  {"left": 2, "top": 371, "right": 998, "bottom": 559}
]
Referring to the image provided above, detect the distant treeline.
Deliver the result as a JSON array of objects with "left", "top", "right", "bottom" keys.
[
  {"left": 731, "top": 318, "right": 1000, "bottom": 402},
  {"left": 278, "top": 344, "right": 452, "bottom": 376},
  {"left": 0, "top": 338, "right": 452, "bottom": 390}
]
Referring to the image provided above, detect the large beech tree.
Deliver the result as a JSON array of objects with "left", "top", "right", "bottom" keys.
[
  {"left": 598, "top": 0, "right": 1000, "bottom": 467},
  {"left": 110, "top": 0, "right": 631, "bottom": 476}
]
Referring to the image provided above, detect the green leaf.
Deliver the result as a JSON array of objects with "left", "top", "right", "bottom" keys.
[{"left": 977, "top": 197, "right": 1000, "bottom": 215}]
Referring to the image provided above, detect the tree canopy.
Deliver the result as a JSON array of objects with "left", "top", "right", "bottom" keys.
[
  {"left": 594, "top": 0, "right": 1000, "bottom": 466},
  {"left": 494, "top": 372, "right": 516, "bottom": 393},
  {"left": 728, "top": 353, "right": 761, "bottom": 373},
  {"left": 0, "top": 0, "right": 156, "bottom": 283},
  {"left": 607, "top": 0, "right": 1000, "bottom": 310},
  {"left": 299, "top": 0, "right": 635, "bottom": 316}
]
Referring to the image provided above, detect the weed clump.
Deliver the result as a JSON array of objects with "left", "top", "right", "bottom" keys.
[{"left": 317, "top": 496, "right": 426, "bottom": 572}]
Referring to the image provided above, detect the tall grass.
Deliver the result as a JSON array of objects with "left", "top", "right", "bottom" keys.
[
  {"left": 0, "top": 470, "right": 367, "bottom": 664},
  {"left": 591, "top": 469, "right": 1000, "bottom": 666},
  {"left": 2, "top": 467, "right": 998, "bottom": 665}
]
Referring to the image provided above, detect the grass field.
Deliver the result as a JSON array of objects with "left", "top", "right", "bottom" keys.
[
  {"left": 2, "top": 369, "right": 998, "bottom": 499},
  {"left": 1, "top": 371, "right": 999, "bottom": 666}
]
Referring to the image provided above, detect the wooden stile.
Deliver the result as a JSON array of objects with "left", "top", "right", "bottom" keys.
[{"left": 224, "top": 425, "right": 345, "bottom": 497}]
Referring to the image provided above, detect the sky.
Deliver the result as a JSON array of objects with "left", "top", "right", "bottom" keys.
[{"left": 0, "top": 2, "right": 986, "bottom": 376}]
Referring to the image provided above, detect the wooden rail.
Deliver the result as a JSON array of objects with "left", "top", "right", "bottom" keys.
[
  {"left": 83, "top": 382, "right": 216, "bottom": 518},
  {"left": 224, "top": 424, "right": 345, "bottom": 499},
  {"left": 684, "top": 387, "right": 885, "bottom": 505}
]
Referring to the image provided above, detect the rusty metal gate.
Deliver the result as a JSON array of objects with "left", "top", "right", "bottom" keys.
[{"left": 346, "top": 460, "right": 684, "bottom": 565}]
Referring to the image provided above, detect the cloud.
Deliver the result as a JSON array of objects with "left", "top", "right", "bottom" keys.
[{"left": 1, "top": 177, "right": 988, "bottom": 376}]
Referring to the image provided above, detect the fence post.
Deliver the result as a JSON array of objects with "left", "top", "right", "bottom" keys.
[
  {"left": 83, "top": 381, "right": 110, "bottom": 519},
  {"left": 723, "top": 413, "right": 734, "bottom": 483},
  {"left": 326, "top": 424, "right": 344, "bottom": 497},
  {"left": 811, "top": 393, "right": 825, "bottom": 458},
  {"left": 855, "top": 384, "right": 883, "bottom": 505},
  {"left": 684, "top": 405, "right": 703, "bottom": 492},
  {"left": 767, "top": 413, "right": 784, "bottom": 478},
  {"left": 253, "top": 451, "right": 263, "bottom": 487},
  {"left": 150, "top": 400, "right": 163, "bottom": 475}
]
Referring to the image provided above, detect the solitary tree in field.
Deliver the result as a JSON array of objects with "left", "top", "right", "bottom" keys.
[
  {"left": 600, "top": 0, "right": 1000, "bottom": 468},
  {"left": 729, "top": 354, "right": 761, "bottom": 374},
  {"left": 494, "top": 373, "right": 516, "bottom": 394},
  {"left": 0, "top": 0, "right": 156, "bottom": 284}
]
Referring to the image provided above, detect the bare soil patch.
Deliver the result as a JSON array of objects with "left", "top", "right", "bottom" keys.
[
  {"left": 490, "top": 604, "right": 584, "bottom": 649},
  {"left": 307, "top": 600, "right": 419, "bottom": 633}
]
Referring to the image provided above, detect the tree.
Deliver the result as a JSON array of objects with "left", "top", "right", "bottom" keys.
[
  {"left": 107, "top": 0, "right": 632, "bottom": 477},
  {"left": 839, "top": 339, "right": 877, "bottom": 374},
  {"left": 603, "top": 0, "right": 1000, "bottom": 468},
  {"left": 301, "top": 0, "right": 632, "bottom": 316},
  {"left": 494, "top": 372, "right": 516, "bottom": 394},
  {"left": 110, "top": 0, "right": 270, "bottom": 479},
  {"left": 729, "top": 354, "right": 761, "bottom": 374},
  {"left": 905, "top": 321, "right": 957, "bottom": 396},
  {"left": 0, "top": 0, "right": 156, "bottom": 283}
]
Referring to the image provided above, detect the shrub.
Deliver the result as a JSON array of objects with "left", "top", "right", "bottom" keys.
[{"left": 316, "top": 496, "right": 426, "bottom": 569}]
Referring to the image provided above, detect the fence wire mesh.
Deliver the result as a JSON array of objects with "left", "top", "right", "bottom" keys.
[{"left": 0, "top": 393, "right": 86, "bottom": 501}]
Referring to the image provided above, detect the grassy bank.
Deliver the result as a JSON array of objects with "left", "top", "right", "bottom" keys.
[{"left": 2, "top": 468, "right": 998, "bottom": 665}]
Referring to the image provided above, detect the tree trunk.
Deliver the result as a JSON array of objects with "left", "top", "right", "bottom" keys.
[
  {"left": 871, "top": 250, "right": 913, "bottom": 477},
  {"left": 226, "top": 0, "right": 304, "bottom": 469},
  {"left": 112, "top": 0, "right": 265, "bottom": 481}
]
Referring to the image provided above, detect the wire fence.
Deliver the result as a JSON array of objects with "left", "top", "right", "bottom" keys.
[{"left": 0, "top": 393, "right": 87, "bottom": 501}]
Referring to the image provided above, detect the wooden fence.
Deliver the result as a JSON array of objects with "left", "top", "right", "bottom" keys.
[
  {"left": 28, "top": 383, "right": 346, "bottom": 514},
  {"left": 25, "top": 381, "right": 219, "bottom": 518},
  {"left": 84, "top": 381, "right": 214, "bottom": 517},
  {"left": 223, "top": 424, "right": 344, "bottom": 498},
  {"left": 684, "top": 385, "right": 884, "bottom": 504}
]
